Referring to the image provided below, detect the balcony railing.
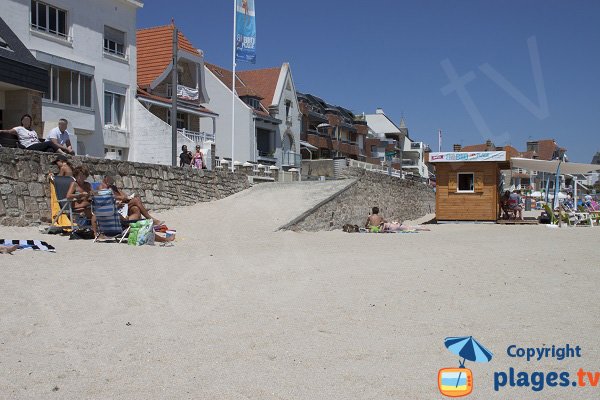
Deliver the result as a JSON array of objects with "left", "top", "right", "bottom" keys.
[
  {"left": 167, "top": 84, "right": 200, "bottom": 101},
  {"left": 282, "top": 151, "right": 301, "bottom": 167},
  {"left": 178, "top": 128, "right": 214, "bottom": 143}
]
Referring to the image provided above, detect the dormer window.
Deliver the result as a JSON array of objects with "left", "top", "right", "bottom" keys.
[{"left": 241, "top": 96, "right": 261, "bottom": 110}]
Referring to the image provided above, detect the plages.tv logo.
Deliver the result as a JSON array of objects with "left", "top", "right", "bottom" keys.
[{"left": 438, "top": 336, "right": 493, "bottom": 397}]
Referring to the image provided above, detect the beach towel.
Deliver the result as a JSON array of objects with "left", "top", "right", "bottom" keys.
[{"left": 0, "top": 239, "right": 56, "bottom": 252}]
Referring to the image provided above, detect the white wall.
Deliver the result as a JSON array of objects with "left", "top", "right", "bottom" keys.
[
  {"left": 270, "top": 64, "right": 301, "bottom": 165},
  {"left": 4, "top": 0, "right": 139, "bottom": 157},
  {"left": 131, "top": 100, "right": 197, "bottom": 166},
  {"left": 200, "top": 67, "right": 254, "bottom": 163}
]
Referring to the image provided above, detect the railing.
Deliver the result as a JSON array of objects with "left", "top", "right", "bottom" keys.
[
  {"left": 178, "top": 128, "right": 214, "bottom": 143},
  {"left": 167, "top": 84, "right": 200, "bottom": 101},
  {"left": 282, "top": 151, "right": 301, "bottom": 167},
  {"left": 257, "top": 150, "right": 277, "bottom": 162}
]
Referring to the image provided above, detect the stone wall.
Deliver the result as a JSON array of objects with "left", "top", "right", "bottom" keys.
[
  {"left": 283, "top": 168, "right": 435, "bottom": 231},
  {"left": 301, "top": 159, "right": 335, "bottom": 178},
  {"left": 0, "top": 147, "right": 250, "bottom": 226}
]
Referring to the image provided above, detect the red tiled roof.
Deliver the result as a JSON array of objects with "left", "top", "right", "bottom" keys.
[
  {"left": 137, "top": 89, "right": 217, "bottom": 116},
  {"left": 137, "top": 25, "right": 201, "bottom": 88},
  {"left": 461, "top": 144, "right": 489, "bottom": 152},
  {"left": 236, "top": 67, "right": 281, "bottom": 109}
]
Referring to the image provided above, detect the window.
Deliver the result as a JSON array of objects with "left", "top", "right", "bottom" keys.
[
  {"left": 104, "top": 26, "right": 125, "bottom": 57},
  {"left": 31, "top": 1, "right": 67, "bottom": 39},
  {"left": 285, "top": 100, "right": 291, "bottom": 118},
  {"left": 242, "top": 96, "right": 261, "bottom": 110},
  {"left": 457, "top": 173, "right": 474, "bottom": 192},
  {"left": 167, "top": 111, "right": 187, "bottom": 130},
  {"left": 43, "top": 65, "right": 92, "bottom": 108},
  {"left": 104, "top": 92, "right": 124, "bottom": 126}
]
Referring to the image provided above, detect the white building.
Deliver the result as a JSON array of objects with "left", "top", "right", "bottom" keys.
[
  {"left": 2, "top": 0, "right": 142, "bottom": 158},
  {"left": 203, "top": 62, "right": 301, "bottom": 169},
  {"left": 133, "top": 24, "right": 217, "bottom": 166},
  {"left": 365, "top": 108, "right": 430, "bottom": 178}
]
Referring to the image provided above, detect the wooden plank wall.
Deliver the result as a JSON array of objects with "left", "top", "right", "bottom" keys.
[{"left": 435, "top": 163, "right": 499, "bottom": 221}]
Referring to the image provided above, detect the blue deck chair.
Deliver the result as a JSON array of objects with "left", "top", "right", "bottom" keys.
[
  {"left": 47, "top": 175, "right": 76, "bottom": 233},
  {"left": 92, "top": 193, "right": 129, "bottom": 243}
]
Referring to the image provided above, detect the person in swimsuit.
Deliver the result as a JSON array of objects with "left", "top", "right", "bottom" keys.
[
  {"left": 1, "top": 244, "right": 19, "bottom": 254},
  {"left": 365, "top": 206, "right": 385, "bottom": 233},
  {"left": 99, "top": 175, "right": 162, "bottom": 225},
  {"left": 51, "top": 154, "right": 73, "bottom": 177},
  {"left": 66, "top": 165, "right": 97, "bottom": 236}
]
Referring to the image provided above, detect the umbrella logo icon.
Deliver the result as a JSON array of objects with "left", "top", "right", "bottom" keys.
[{"left": 438, "top": 336, "right": 493, "bottom": 397}]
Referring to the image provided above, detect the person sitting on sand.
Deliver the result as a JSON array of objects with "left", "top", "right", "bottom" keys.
[
  {"left": 365, "top": 207, "right": 385, "bottom": 233},
  {"left": 99, "top": 175, "right": 162, "bottom": 225}
]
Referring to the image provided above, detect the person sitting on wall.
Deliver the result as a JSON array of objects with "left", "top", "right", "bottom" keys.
[
  {"left": 0, "top": 114, "right": 62, "bottom": 153},
  {"left": 179, "top": 145, "right": 193, "bottom": 167},
  {"left": 508, "top": 190, "right": 524, "bottom": 220},
  {"left": 365, "top": 206, "right": 386, "bottom": 233},
  {"left": 46, "top": 118, "right": 75, "bottom": 155},
  {"left": 98, "top": 175, "right": 162, "bottom": 225}
]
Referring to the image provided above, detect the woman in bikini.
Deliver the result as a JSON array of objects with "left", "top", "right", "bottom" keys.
[{"left": 66, "top": 165, "right": 97, "bottom": 236}]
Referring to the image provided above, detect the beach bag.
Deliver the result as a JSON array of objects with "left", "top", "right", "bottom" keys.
[{"left": 127, "top": 220, "right": 154, "bottom": 246}]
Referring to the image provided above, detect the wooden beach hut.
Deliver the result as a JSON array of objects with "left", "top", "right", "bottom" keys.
[{"left": 428, "top": 151, "right": 509, "bottom": 221}]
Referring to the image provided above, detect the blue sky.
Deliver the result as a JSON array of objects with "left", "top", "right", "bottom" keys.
[{"left": 138, "top": 1, "right": 600, "bottom": 162}]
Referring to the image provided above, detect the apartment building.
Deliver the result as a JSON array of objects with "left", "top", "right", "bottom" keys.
[{"left": 3, "top": 0, "right": 143, "bottom": 159}]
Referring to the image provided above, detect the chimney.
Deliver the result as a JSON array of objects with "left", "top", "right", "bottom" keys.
[
  {"left": 453, "top": 144, "right": 462, "bottom": 152},
  {"left": 375, "top": 108, "right": 384, "bottom": 114},
  {"left": 485, "top": 139, "right": 494, "bottom": 149}
]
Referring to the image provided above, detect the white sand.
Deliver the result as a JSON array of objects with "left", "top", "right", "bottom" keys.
[{"left": 1, "top": 181, "right": 599, "bottom": 399}]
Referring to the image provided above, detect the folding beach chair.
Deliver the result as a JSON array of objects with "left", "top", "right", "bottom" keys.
[
  {"left": 47, "top": 175, "right": 76, "bottom": 233},
  {"left": 92, "top": 193, "right": 130, "bottom": 243}
]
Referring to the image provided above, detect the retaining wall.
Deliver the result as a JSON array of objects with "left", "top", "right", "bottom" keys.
[
  {"left": 282, "top": 168, "right": 435, "bottom": 231},
  {"left": 0, "top": 147, "right": 250, "bottom": 226}
]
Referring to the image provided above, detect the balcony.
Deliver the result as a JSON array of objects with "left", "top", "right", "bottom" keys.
[
  {"left": 411, "top": 142, "right": 422, "bottom": 150},
  {"left": 257, "top": 150, "right": 277, "bottom": 164},
  {"left": 166, "top": 84, "right": 200, "bottom": 101},
  {"left": 103, "top": 126, "right": 129, "bottom": 148},
  {"left": 178, "top": 128, "right": 215, "bottom": 144},
  {"left": 282, "top": 151, "right": 301, "bottom": 167}
]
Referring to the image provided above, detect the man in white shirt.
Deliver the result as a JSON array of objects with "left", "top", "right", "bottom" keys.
[{"left": 46, "top": 118, "right": 75, "bottom": 154}]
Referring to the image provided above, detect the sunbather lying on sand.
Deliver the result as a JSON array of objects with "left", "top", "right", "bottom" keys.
[
  {"left": 1, "top": 244, "right": 19, "bottom": 254},
  {"left": 382, "top": 222, "right": 430, "bottom": 232}
]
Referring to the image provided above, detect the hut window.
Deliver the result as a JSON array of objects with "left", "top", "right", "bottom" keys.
[{"left": 457, "top": 173, "right": 474, "bottom": 192}]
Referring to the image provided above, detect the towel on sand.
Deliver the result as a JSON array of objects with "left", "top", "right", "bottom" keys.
[{"left": 0, "top": 239, "right": 56, "bottom": 252}]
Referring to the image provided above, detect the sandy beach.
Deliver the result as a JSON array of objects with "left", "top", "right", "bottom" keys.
[{"left": 1, "top": 181, "right": 599, "bottom": 399}]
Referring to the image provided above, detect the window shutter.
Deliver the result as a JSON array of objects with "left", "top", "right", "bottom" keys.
[
  {"left": 475, "top": 174, "right": 484, "bottom": 192},
  {"left": 449, "top": 174, "right": 457, "bottom": 192}
]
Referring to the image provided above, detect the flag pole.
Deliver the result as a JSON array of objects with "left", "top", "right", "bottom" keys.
[
  {"left": 438, "top": 129, "right": 442, "bottom": 152},
  {"left": 171, "top": 23, "right": 178, "bottom": 167},
  {"left": 231, "top": 0, "right": 237, "bottom": 172}
]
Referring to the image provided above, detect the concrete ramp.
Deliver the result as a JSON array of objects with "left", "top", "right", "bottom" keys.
[{"left": 157, "top": 180, "right": 356, "bottom": 234}]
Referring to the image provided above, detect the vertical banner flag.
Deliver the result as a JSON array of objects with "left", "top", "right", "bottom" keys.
[{"left": 235, "top": 0, "right": 256, "bottom": 63}]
